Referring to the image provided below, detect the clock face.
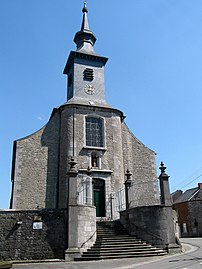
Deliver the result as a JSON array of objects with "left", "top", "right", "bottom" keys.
[{"left": 84, "top": 84, "right": 95, "bottom": 95}]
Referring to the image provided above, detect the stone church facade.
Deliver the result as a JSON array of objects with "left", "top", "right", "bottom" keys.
[
  {"left": 0, "top": 4, "right": 179, "bottom": 261},
  {"left": 10, "top": 4, "right": 159, "bottom": 214}
]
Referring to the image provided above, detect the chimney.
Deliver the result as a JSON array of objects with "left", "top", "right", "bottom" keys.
[{"left": 198, "top": 183, "right": 202, "bottom": 189}]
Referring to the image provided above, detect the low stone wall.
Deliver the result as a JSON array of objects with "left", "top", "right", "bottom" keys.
[
  {"left": 120, "top": 205, "right": 180, "bottom": 253},
  {"left": 0, "top": 209, "right": 68, "bottom": 261}
]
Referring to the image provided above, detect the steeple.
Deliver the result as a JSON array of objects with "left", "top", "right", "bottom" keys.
[
  {"left": 74, "top": 2, "right": 96, "bottom": 53},
  {"left": 63, "top": 2, "right": 109, "bottom": 107}
]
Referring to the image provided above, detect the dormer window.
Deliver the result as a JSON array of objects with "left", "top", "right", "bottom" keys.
[
  {"left": 83, "top": 68, "right": 94, "bottom": 81},
  {"left": 86, "top": 116, "right": 104, "bottom": 148}
]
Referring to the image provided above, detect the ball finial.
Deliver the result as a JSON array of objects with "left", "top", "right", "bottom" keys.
[{"left": 82, "top": 1, "right": 88, "bottom": 13}]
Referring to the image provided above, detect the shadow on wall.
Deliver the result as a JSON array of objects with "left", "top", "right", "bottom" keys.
[{"left": 41, "top": 109, "right": 61, "bottom": 208}]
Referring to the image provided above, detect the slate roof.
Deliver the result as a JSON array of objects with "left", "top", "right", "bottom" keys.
[{"left": 173, "top": 187, "right": 199, "bottom": 204}]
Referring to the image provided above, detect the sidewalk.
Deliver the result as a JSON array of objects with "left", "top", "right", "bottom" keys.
[{"left": 11, "top": 242, "right": 197, "bottom": 269}]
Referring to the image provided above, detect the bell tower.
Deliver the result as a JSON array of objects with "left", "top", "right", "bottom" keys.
[{"left": 63, "top": 2, "right": 109, "bottom": 107}]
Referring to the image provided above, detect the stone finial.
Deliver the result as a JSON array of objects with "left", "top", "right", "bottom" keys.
[
  {"left": 68, "top": 157, "right": 77, "bottom": 172},
  {"left": 159, "top": 161, "right": 167, "bottom": 174},
  {"left": 125, "top": 169, "right": 132, "bottom": 186},
  {"left": 125, "top": 169, "right": 132, "bottom": 179}
]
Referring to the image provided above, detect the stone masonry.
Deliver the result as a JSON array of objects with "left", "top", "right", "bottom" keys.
[
  {"left": 11, "top": 102, "right": 159, "bottom": 210},
  {"left": 0, "top": 209, "right": 67, "bottom": 261}
]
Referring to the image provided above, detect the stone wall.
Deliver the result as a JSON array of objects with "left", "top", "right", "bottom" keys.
[
  {"left": 58, "top": 104, "right": 125, "bottom": 208},
  {"left": 187, "top": 200, "right": 202, "bottom": 237},
  {"left": 122, "top": 123, "right": 160, "bottom": 206},
  {"left": 120, "top": 205, "right": 179, "bottom": 253},
  {"left": 11, "top": 101, "right": 160, "bottom": 212},
  {"left": 0, "top": 209, "right": 67, "bottom": 261},
  {"left": 11, "top": 111, "right": 61, "bottom": 209}
]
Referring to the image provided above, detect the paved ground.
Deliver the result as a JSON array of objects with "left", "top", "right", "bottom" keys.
[{"left": 12, "top": 238, "right": 202, "bottom": 269}]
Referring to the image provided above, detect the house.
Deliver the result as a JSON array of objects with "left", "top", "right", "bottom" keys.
[{"left": 173, "top": 183, "right": 202, "bottom": 237}]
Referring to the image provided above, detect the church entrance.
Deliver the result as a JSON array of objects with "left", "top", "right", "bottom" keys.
[{"left": 93, "top": 179, "right": 105, "bottom": 217}]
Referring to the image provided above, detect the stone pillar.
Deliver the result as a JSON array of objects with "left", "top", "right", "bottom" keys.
[
  {"left": 159, "top": 162, "right": 172, "bottom": 206},
  {"left": 65, "top": 157, "right": 81, "bottom": 261},
  {"left": 159, "top": 162, "right": 181, "bottom": 254},
  {"left": 124, "top": 169, "right": 132, "bottom": 210}
]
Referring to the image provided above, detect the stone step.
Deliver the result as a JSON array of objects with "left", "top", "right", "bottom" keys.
[
  {"left": 83, "top": 248, "right": 164, "bottom": 253},
  {"left": 97, "top": 231, "right": 128, "bottom": 234},
  {"left": 75, "top": 220, "right": 167, "bottom": 261},
  {"left": 93, "top": 243, "right": 148, "bottom": 248},
  {"left": 94, "top": 241, "right": 145, "bottom": 246},
  {"left": 97, "top": 230, "right": 132, "bottom": 234},
  {"left": 87, "top": 247, "right": 161, "bottom": 254},
  {"left": 75, "top": 251, "right": 167, "bottom": 261},
  {"left": 95, "top": 238, "right": 144, "bottom": 243}
]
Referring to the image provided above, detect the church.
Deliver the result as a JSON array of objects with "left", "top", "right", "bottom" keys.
[
  {"left": 10, "top": 3, "right": 159, "bottom": 217},
  {"left": 0, "top": 3, "right": 180, "bottom": 261}
]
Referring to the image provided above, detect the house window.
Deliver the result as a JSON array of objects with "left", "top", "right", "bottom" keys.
[{"left": 86, "top": 116, "right": 104, "bottom": 147}]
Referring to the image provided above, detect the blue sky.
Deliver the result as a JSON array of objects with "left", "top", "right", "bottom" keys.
[{"left": 1, "top": 0, "right": 202, "bottom": 209}]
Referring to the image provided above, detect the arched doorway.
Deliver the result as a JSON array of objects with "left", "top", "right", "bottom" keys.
[{"left": 93, "top": 178, "right": 105, "bottom": 217}]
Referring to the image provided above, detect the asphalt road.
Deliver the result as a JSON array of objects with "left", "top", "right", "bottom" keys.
[{"left": 12, "top": 238, "right": 202, "bottom": 269}]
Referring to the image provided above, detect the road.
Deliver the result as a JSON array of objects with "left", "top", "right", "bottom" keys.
[{"left": 13, "top": 238, "right": 202, "bottom": 269}]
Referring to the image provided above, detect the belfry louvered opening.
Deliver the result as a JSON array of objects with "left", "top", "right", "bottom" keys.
[{"left": 83, "top": 68, "right": 94, "bottom": 81}]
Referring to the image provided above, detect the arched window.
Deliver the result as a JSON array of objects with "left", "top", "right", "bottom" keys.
[{"left": 86, "top": 116, "right": 104, "bottom": 147}]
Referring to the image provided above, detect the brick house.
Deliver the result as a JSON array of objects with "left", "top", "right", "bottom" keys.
[{"left": 173, "top": 183, "right": 202, "bottom": 237}]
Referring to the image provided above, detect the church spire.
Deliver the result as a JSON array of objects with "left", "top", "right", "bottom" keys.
[
  {"left": 74, "top": 2, "right": 96, "bottom": 53},
  {"left": 81, "top": 2, "right": 89, "bottom": 31}
]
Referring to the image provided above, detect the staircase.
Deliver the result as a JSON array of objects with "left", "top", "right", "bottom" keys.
[{"left": 75, "top": 220, "right": 167, "bottom": 261}]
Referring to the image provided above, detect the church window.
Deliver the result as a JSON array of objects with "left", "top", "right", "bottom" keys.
[
  {"left": 86, "top": 116, "right": 104, "bottom": 147},
  {"left": 83, "top": 68, "right": 94, "bottom": 81}
]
